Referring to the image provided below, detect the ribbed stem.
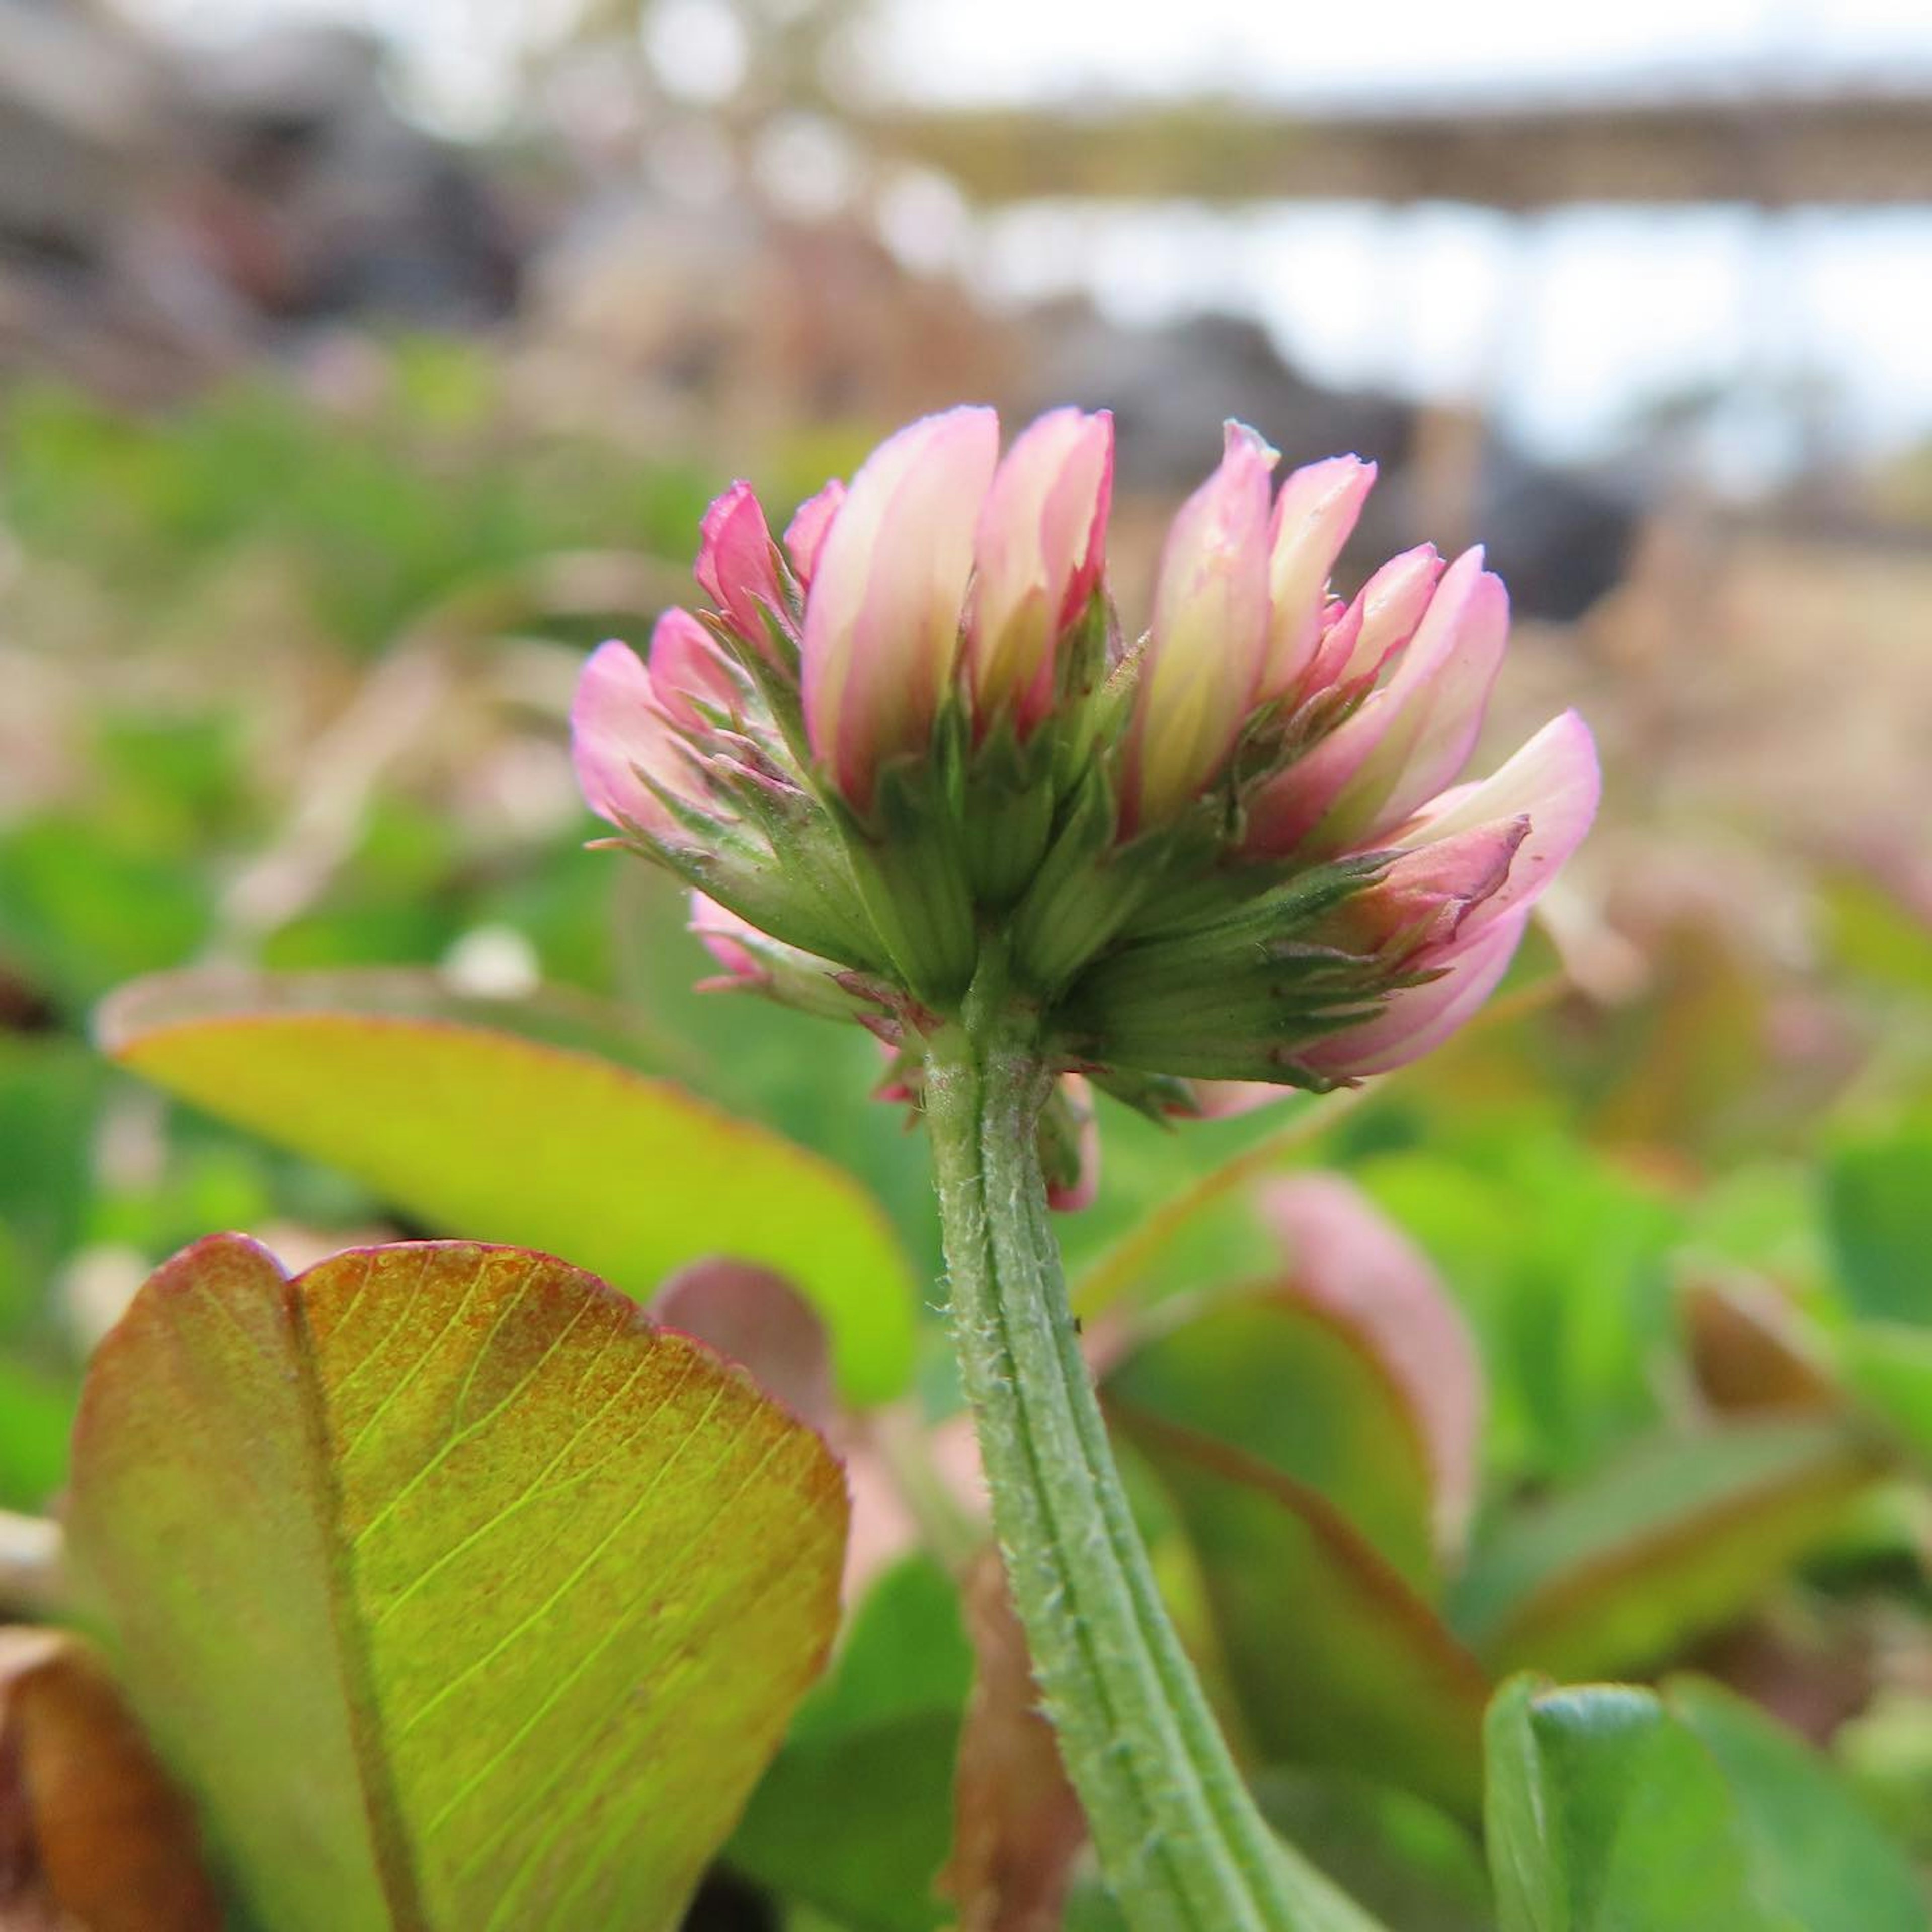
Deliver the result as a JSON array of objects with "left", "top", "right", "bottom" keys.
[{"left": 923, "top": 994, "right": 1343, "bottom": 1929}]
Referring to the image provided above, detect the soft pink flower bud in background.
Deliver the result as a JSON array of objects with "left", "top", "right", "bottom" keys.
[
  {"left": 570, "top": 640, "right": 695, "bottom": 834},
  {"left": 1261, "top": 455, "right": 1375, "bottom": 697},
  {"left": 1125, "top": 421, "right": 1278, "bottom": 829},
  {"left": 965, "top": 407, "right": 1114, "bottom": 734},
  {"left": 696, "top": 480, "right": 784, "bottom": 650},
  {"left": 802, "top": 406, "right": 1000, "bottom": 808},
  {"left": 784, "top": 479, "right": 845, "bottom": 590}
]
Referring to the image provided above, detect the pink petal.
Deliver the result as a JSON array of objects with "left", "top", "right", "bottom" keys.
[
  {"left": 784, "top": 479, "right": 846, "bottom": 589},
  {"left": 966, "top": 408, "right": 1113, "bottom": 733},
  {"left": 687, "top": 889, "right": 763, "bottom": 980},
  {"left": 570, "top": 639, "right": 683, "bottom": 832},
  {"left": 1185, "top": 1079, "right": 1286, "bottom": 1120},
  {"left": 1124, "top": 420, "right": 1279, "bottom": 829},
  {"left": 647, "top": 607, "right": 741, "bottom": 729},
  {"left": 802, "top": 407, "right": 1000, "bottom": 807},
  {"left": 1305, "top": 544, "right": 1444, "bottom": 695},
  {"left": 695, "top": 481, "right": 784, "bottom": 650},
  {"left": 1247, "top": 547, "right": 1508, "bottom": 855},
  {"left": 1343, "top": 817, "right": 1529, "bottom": 956},
  {"left": 1262, "top": 455, "right": 1376, "bottom": 696},
  {"left": 1300, "top": 907, "right": 1527, "bottom": 1080},
  {"left": 1393, "top": 710, "right": 1601, "bottom": 940}
]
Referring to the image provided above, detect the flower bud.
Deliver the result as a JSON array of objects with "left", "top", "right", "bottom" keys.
[
  {"left": 688, "top": 892, "right": 877, "bottom": 1022},
  {"left": 784, "top": 480, "right": 845, "bottom": 590},
  {"left": 1124, "top": 421, "right": 1278, "bottom": 830},
  {"left": 1389, "top": 709, "right": 1601, "bottom": 944},
  {"left": 647, "top": 608, "right": 741, "bottom": 730},
  {"left": 1298, "top": 908, "right": 1527, "bottom": 1080},
  {"left": 1246, "top": 547, "right": 1508, "bottom": 855},
  {"left": 1261, "top": 455, "right": 1375, "bottom": 697},
  {"left": 1303, "top": 544, "right": 1443, "bottom": 697},
  {"left": 570, "top": 639, "right": 698, "bottom": 834},
  {"left": 802, "top": 406, "right": 1000, "bottom": 810},
  {"left": 965, "top": 408, "right": 1114, "bottom": 735},
  {"left": 1332, "top": 818, "right": 1528, "bottom": 958},
  {"left": 696, "top": 481, "right": 785, "bottom": 652}
]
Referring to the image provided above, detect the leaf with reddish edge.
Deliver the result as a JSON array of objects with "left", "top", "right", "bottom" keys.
[
  {"left": 1681, "top": 1275, "right": 1840, "bottom": 1418},
  {"left": 65, "top": 1236, "right": 848, "bottom": 1932},
  {"left": 1104, "top": 1173, "right": 1483, "bottom": 1593},
  {"left": 1450, "top": 1421, "right": 1886, "bottom": 1682},
  {"left": 96, "top": 975, "right": 916, "bottom": 1403},
  {"left": 1107, "top": 1409, "right": 1492, "bottom": 1821},
  {"left": 0, "top": 1628, "right": 221, "bottom": 1932},
  {"left": 1258, "top": 1174, "right": 1484, "bottom": 1562},
  {"left": 1108, "top": 1287, "right": 1439, "bottom": 1594}
]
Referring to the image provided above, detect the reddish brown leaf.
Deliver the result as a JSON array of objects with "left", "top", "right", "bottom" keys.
[
  {"left": 1683, "top": 1275, "right": 1840, "bottom": 1417},
  {"left": 0, "top": 1630, "right": 220, "bottom": 1932},
  {"left": 940, "top": 1551, "right": 1087, "bottom": 1932}
]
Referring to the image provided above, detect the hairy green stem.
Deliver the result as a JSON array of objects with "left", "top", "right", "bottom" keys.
[{"left": 923, "top": 987, "right": 1334, "bottom": 1929}]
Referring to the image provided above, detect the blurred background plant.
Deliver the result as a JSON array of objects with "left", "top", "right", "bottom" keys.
[{"left": 3, "top": 1, "right": 1932, "bottom": 1926}]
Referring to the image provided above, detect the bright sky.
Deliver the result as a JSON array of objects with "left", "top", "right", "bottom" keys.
[
  {"left": 870, "top": 0, "right": 1932, "bottom": 103},
  {"left": 117, "top": 0, "right": 1932, "bottom": 471}
]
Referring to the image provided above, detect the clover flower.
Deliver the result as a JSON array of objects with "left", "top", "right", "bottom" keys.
[{"left": 573, "top": 405, "right": 1598, "bottom": 1138}]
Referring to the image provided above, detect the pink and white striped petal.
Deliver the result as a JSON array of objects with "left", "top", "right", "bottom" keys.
[
  {"left": 1299, "top": 907, "right": 1528, "bottom": 1080},
  {"left": 965, "top": 408, "right": 1113, "bottom": 734},
  {"left": 1304, "top": 544, "right": 1445, "bottom": 697},
  {"left": 1391, "top": 709, "right": 1601, "bottom": 942},
  {"left": 783, "top": 479, "right": 846, "bottom": 590},
  {"left": 1246, "top": 547, "right": 1508, "bottom": 855},
  {"left": 1124, "top": 420, "right": 1279, "bottom": 829},
  {"left": 1261, "top": 455, "right": 1376, "bottom": 697},
  {"left": 802, "top": 407, "right": 1000, "bottom": 808}
]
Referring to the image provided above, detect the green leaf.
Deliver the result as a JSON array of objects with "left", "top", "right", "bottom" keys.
[
  {"left": 1451, "top": 1421, "right": 1884, "bottom": 1680},
  {"left": 66, "top": 1236, "right": 848, "bottom": 1932},
  {"left": 98, "top": 981, "right": 917, "bottom": 1402},
  {"left": 1109, "top": 1413, "right": 1491, "bottom": 1820},
  {"left": 1842, "top": 1320, "right": 1932, "bottom": 1461},
  {"left": 1825, "top": 1122, "right": 1932, "bottom": 1325},
  {"left": 1107, "top": 1288, "right": 1438, "bottom": 1591},
  {"left": 0, "top": 1356, "right": 77, "bottom": 1512},
  {"left": 729, "top": 1557, "right": 974, "bottom": 1932},
  {"left": 1485, "top": 1674, "right": 1926, "bottom": 1932}
]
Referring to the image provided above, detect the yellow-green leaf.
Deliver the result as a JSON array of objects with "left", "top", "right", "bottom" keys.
[
  {"left": 66, "top": 1236, "right": 848, "bottom": 1932},
  {"left": 98, "top": 979, "right": 915, "bottom": 1402}
]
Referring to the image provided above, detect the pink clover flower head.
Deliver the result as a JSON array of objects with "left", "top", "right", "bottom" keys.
[{"left": 571, "top": 405, "right": 1599, "bottom": 1140}]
